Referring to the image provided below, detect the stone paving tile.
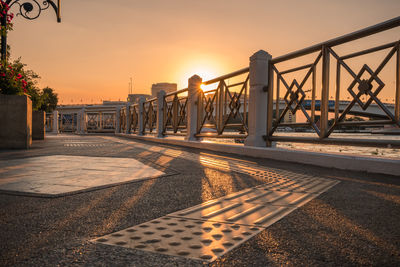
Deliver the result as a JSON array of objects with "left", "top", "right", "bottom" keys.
[{"left": 0, "top": 155, "right": 166, "bottom": 196}]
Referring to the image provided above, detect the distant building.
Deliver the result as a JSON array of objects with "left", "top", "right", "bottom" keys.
[
  {"left": 284, "top": 110, "right": 296, "bottom": 123},
  {"left": 127, "top": 94, "right": 151, "bottom": 103},
  {"left": 151, "top": 83, "right": 177, "bottom": 97}
]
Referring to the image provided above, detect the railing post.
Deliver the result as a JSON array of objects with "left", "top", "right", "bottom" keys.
[
  {"left": 138, "top": 96, "right": 145, "bottom": 135},
  {"left": 125, "top": 104, "right": 131, "bottom": 134},
  {"left": 115, "top": 106, "right": 121, "bottom": 133},
  {"left": 81, "top": 108, "right": 86, "bottom": 133},
  {"left": 244, "top": 50, "right": 272, "bottom": 147},
  {"left": 217, "top": 81, "right": 224, "bottom": 134},
  {"left": 395, "top": 42, "right": 399, "bottom": 124},
  {"left": 52, "top": 110, "right": 59, "bottom": 134},
  {"left": 320, "top": 45, "right": 330, "bottom": 138},
  {"left": 185, "top": 75, "right": 202, "bottom": 141},
  {"left": 156, "top": 90, "right": 166, "bottom": 138},
  {"left": 76, "top": 108, "right": 83, "bottom": 134}
]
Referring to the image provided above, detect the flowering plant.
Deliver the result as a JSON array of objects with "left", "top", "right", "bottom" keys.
[
  {"left": 0, "top": 60, "right": 28, "bottom": 94},
  {"left": 0, "top": 0, "right": 13, "bottom": 35}
]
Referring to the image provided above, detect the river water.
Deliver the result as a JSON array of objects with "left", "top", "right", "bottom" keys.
[
  {"left": 202, "top": 132, "right": 400, "bottom": 159},
  {"left": 274, "top": 133, "right": 399, "bottom": 159}
]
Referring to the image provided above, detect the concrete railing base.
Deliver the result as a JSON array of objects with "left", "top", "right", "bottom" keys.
[{"left": 116, "top": 133, "right": 400, "bottom": 176}]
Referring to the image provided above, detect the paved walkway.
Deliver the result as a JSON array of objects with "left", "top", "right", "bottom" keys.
[{"left": 1, "top": 134, "right": 399, "bottom": 266}]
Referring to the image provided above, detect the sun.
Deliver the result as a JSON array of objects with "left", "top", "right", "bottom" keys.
[{"left": 175, "top": 57, "right": 225, "bottom": 90}]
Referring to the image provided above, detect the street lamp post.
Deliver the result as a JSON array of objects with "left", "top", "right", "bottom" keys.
[{"left": 1, "top": 0, "right": 61, "bottom": 61}]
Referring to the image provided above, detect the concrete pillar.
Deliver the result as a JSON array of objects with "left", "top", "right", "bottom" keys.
[
  {"left": 52, "top": 110, "right": 59, "bottom": 134},
  {"left": 185, "top": 75, "right": 202, "bottom": 141},
  {"left": 156, "top": 90, "right": 166, "bottom": 138},
  {"left": 80, "top": 108, "right": 85, "bottom": 134},
  {"left": 138, "top": 96, "right": 145, "bottom": 135},
  {"left": 115, "top": 106, "right": 121, "bottom": 133},
  {"left": 125, "top": 104, "right": 131, "bottom": 134},
  {"left": 244, "top": 50, "right": 272, "bottom": 147}
]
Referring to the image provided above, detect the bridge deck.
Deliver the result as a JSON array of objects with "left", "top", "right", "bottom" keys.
[{"left": 0, "top": 134, "right": 399, "bottom": 266}]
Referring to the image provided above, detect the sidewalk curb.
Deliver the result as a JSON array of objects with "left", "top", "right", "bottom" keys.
[{"left": 116, "top": 133, "right": 400, "bottom": 176}]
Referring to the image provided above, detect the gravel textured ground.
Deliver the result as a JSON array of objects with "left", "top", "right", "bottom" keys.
[{"left": 1, "top": 134, "right": 399, "bottom": 266}]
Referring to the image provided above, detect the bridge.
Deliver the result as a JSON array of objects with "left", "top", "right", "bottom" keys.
[{"left": 2, "top": 16, "right": 400, "bottom": 267}]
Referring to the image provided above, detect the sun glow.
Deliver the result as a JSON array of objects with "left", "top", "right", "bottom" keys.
[{"left": 174, "top": 56, "right": 226, "bottom": 90}]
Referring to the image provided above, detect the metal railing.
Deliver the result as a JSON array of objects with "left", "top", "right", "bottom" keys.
[
  {"left": 59, "top": 113, "right": 76, "bottom": 132},
  {"left": 143, "top": 98, "right": 157, "bottom": 133},
  {"left": 129, "top": 104, "right": 139, "bottom": 133},
  {"left": 119, "top": 107, "right": 127, "bottom": 133},
  {"left": 163, "top": 88, "right": 188, "bottom": 136},
  {"left": 196, "top": 68, "right": 249, "bottom": 138},
  {"left": 86, "top": 112, "right": 116, "bottom": 133},
  {"left": 266, "top": 16, "right": 400, "bottom": 146},
  {"left": 117, "top": 17, "right": 399, "bottom": 148}
]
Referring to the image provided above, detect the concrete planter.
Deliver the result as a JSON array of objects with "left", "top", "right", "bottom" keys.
[
  {"left": 32, "top": 110, "right": 46, "bottom": 140},
  {"left": 0, "top": 94, "right": 32, "bottom": 149}
]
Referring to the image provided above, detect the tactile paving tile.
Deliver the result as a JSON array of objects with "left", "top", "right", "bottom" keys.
[
  {"left": 64, "top": 143, "right": 118, "bottom": 147},
  {"left": 168, "top": 199, "right": 297, "bottom": 227},
  {"left": 94, "top": 137, "right": 340, "bottom": 262},
  {"left": 256, "top": 177, "right": 338, "bottom": 193},
  {"left": 220, "top": 188, "right": 321, "bottom": 207},
  {"left": 93, "top": 174, "right": 338, "bottom": 262},
  {"left": 93, "top": 216, "right": 264, "bottom": 263}
]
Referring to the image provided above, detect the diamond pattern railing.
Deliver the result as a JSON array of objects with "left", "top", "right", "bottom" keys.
[
  {"left": 119, "top": 107, "right": 127, "bottom": 133},
  {"left": 59, "top": 113, "right": 76, "bottom": 132},
  {"left": 86, "top": 113, "right": 100, "bottom": 131},
  {"left": 197, "top": 71, "right": 249, "bottom": 138},
  {"left": 267, "top": 37, "right": 400, "bottom": 144},
  {"left": 129, "top": 104, "right": 139, "bottom": 133},
  {"left": 143, "top": 99, "right": 157, "bottom": 134},
  {"left": 163, "top": 89, "right": 188, "bottom": 136},
  {"left": 102, "top": 113, "right": 116, "bottom": 130},
  {"left": 116, "top": 17, "right": 399, "bottom": 148},
  {"left": 86, "top": 112, "right": 116, "bottom": 132}
]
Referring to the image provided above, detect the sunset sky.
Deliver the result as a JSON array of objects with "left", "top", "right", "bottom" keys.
[{"left": 8, "top": 0, "right": 400, "bottom": 104}]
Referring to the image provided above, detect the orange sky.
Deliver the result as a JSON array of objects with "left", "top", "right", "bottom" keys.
[{"left": 7, "top": 0, "right": 400, "bottom": 105}]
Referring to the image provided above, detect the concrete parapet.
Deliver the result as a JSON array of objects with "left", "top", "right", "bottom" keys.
[
  {"left": 0, "top": 95, "right": 32, "bottom": 149},
  {"left": 32, "top": 110, "right": 45, "bottom": 140}
]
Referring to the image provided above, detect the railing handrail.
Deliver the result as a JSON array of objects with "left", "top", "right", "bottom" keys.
[
  {"left": 165, "top": 87, "right": 188, "bottom": 97},
  {"left": 272, "top": 16, "right": 400, "bottom": 64},
  {"left": 144, "top": 97, "right": 157, "bottom": 103},
  {"left": 203, "top": 67, "right": 249, "bottom": 85}
]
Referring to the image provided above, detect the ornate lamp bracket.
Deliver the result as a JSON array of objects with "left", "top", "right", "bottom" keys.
[{"left": 6, "top": 0, "right": 61, "bottom": 22}]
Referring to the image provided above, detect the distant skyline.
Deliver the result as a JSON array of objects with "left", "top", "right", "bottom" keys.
[{"left": 8, "top": 0, "right": 400, "bottom": 104}]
